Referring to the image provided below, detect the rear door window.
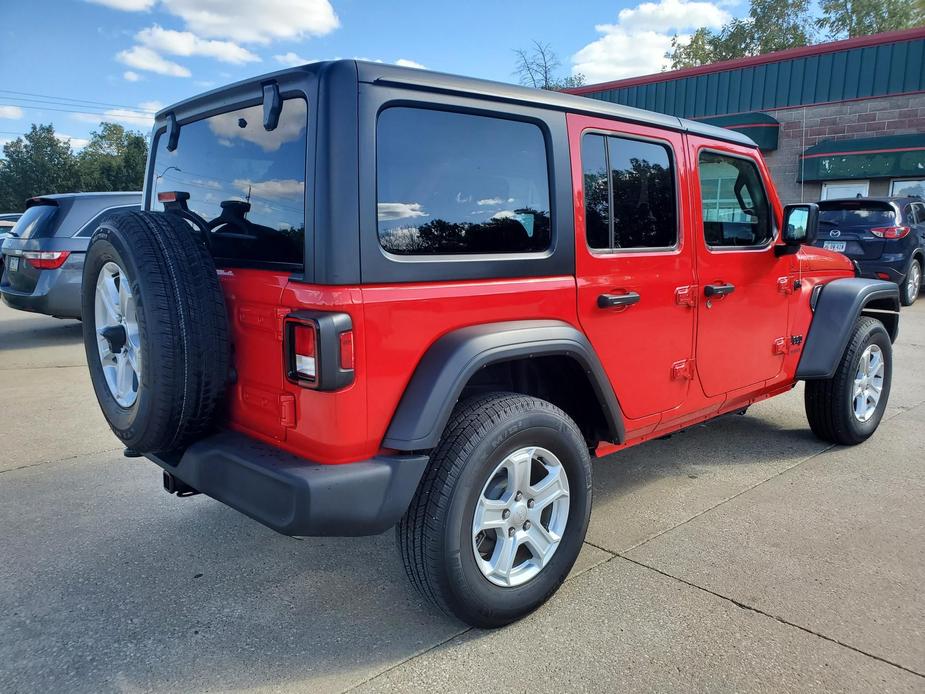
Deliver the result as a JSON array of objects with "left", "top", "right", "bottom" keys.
[
  {"left": 376, "top": 107, "right": 551, "bottom": 255},
  {"left": 581, "top": 133, "right": 677, "bottom": 251},
  {"left": 151, "top": 97, "right": 308, "bottom": 269},
  {"left": 75, "top": 205, "right": 141, "bottom": 237}
]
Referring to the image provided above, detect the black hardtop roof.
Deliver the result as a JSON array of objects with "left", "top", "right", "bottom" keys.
[{"left": 157, "top": 59, "right": 757, "bottom": 149}]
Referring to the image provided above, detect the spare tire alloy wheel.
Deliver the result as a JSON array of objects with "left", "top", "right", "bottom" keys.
[
  {"left": 94, "top": 261, "right": 141, "bottom": 408},
  {"left": 82, "top": 211, "right": 230, "bottom": 454},
  {"left": 473, "top": 446, "right": 570, "bottom": 587}
]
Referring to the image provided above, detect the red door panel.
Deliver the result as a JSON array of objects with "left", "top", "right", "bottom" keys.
[
  {"left": 568, "top": 114, "right": 696, "bottom": 420},
  {"left": 688, "top": 138, "right": 790, "bottom": 397}
]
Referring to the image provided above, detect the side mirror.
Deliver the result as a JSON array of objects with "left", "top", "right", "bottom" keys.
[{"left": 777, "top": 203, "right": 819, "bottom": 255}]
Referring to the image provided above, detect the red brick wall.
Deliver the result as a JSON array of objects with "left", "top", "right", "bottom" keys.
[{"left": 763, "top": 92, "right": 925, "bottom": 204}]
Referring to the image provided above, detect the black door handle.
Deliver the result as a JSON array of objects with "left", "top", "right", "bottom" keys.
[
  {"left": 598, "top": 291, "right": 641, "bottom": 309},
  {"left": 704, "top": 283, "right": 735, "bottom": 297}
]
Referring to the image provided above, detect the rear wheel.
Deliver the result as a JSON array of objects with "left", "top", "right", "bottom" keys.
[
  {"left": 397, "top": 392, "right": 592, "bottom": 627},
  {"left": 82, "top": 211, "right": 230, "bottom": 454},
  {"left": 901, "top": 258, "right": 920, "bottom": 307},
  {"left": 805, "top": 317, "right": 891, "bottom": 445}
]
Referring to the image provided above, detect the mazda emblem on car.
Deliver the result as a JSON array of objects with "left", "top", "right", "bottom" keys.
[{"left": 830, "top": 229, "right": 841, "bottom": 237}]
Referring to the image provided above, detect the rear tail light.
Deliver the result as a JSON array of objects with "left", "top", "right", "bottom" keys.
[
  {"left": 876, "top": 272, "right": 891, "bottom": 280},
  {"left": 23, "top": 250, "right": 70, "bottom": 269},
  {"left": 284, "top": 311, "right": 355, "bottom": 390},
  {"left": 293, "top": 323, "right": 317, "bottom": 381},
  {"left": 870, "top": 226, "right": 910, "bottom": 239}
]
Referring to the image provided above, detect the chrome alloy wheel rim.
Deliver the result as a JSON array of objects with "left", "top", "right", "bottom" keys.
[
  {"left": 908, "top": 263, "right": 920, "bottom": 301},
  {"left": 853, "top": 344, "right": 884, "bottom": 423},
  {"left": 94, "top": 261, "right": 141, "bottom": 408},
  {"left": 472, "top": 446, "right": 570, "bottom": 587}
]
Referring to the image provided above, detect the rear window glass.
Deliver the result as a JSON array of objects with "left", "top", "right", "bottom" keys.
[
  {"left": 151, "top": 97, "right": 308, "bottom": 268},
  {"left": 11, "top": 204, "right": 58, "bottom": 240},
  {"left": 376, "top": 107, "right": 551, "bottom": 255},
  {"left": 819, "top": 205, "right": 896, "bottom": 228}
]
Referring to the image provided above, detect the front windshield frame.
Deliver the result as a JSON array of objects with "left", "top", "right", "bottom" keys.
[{"left": 145, "top": 77, "right": 315, "bottom": 280}]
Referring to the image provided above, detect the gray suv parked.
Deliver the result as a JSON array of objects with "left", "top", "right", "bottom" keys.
[{"left": 1, "top": 192, "right": 140, "bottom": 319}]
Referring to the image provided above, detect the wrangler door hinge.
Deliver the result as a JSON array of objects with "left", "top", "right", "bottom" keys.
[
  {"left": 675, "top": 285, "right": 697, "bottom": 307},
  {"left": 777, "top": 276, "right": 794, "bottom": 295},
  {"left": 671, "top": 359, "right": 694, "bottom": 380},
  {"left": 772, "top": 337, "right": 790, "bottom": 355}
]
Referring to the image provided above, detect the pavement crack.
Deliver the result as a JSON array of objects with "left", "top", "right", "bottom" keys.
[
  {"left": 618, "top": 554, "right": 925, "bottom": 680},
  {"left": 0, "top": 447, "right": 123, "bottom": 475},
  {"left": 343, "top": 626, "right": 472, "bottom": 693}
]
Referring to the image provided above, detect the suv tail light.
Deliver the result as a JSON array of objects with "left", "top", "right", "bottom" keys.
[
  {"left": 293, "top": 323, "right": 317, "bottom": 381},
  {"left": 870, "top": 226, "right": 910, "bottom": 239},
  {"left": 284, "top": 311, "right": 355, "bottom": 390},
  {"left": 23, "top": 250, "right": 70, "bottom": 269}
]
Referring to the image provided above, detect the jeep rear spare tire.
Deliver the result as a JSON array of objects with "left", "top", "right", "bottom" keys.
[{"left": 82, "top": 210, "right": 230, "bottom": 454}]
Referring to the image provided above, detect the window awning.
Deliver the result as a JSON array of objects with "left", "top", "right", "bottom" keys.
[
  {"left": 698, "top": 112, "right": 779, "bottom": 151},
  {"left": 799, "top": 134, "right": 925, "bottom": 182}
]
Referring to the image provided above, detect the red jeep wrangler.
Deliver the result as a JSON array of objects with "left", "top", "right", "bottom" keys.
[{"left": 81, "top": 61, "right": 900, "bottom": 627}]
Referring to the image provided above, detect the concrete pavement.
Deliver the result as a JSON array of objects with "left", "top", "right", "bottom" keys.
[{"left": 1, "top": 300, "right": 923, "bottom": 692}]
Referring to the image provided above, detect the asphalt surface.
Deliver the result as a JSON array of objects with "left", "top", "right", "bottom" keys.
[{"left": 1, "top": 299, "right": 923, "bottom": 693}]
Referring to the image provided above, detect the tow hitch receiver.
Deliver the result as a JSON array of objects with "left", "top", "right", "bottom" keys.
[{"left": 163, "top": 470, "right": 200, "bottom": 497}]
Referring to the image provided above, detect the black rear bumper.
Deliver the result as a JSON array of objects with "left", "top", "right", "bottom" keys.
[{"left": 147, "top": 431, "right": 428, "bottom": 537}]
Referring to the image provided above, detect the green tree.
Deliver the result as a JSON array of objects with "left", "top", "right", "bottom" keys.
[
  {"left": 0, "top": 124, "right": 80, "bottom": 212},
  {"left": 668, "top": 0, "right": 813, "bottom": 69},
  {"left": 77, "top": 122, "right": 148, "bottom": 192},
  {"left": 816, "top": 0, "right": 924, "bottom": 39}
]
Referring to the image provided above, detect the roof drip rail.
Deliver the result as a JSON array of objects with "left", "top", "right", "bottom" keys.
[{"left": 262, "top": 81, "right": 282, "bottom": 131}]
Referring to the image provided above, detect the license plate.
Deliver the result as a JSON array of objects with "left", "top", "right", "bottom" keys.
[
  {"left": 823, "top": 241, "right": 846, "bottom": 252},
  {"left": 7, "top": 255, "right": 18, "bottom": 272}
]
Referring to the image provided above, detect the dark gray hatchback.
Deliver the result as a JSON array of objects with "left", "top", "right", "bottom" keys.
[{"left": 1, "top": 192, "right": 141, "bottom": 319}]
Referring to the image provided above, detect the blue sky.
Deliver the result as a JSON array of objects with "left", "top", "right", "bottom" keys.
[{"left": 0, "top": 0, "right": 742, "bottom": 150}]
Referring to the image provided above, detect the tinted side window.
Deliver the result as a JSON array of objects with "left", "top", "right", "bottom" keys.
[
  {"left": 377, "top": 108, "right": 550, "bottom": 255},
  {"left": 580, "top": 133, "right": 677, "bottom": 251},
  {"left": 913, "top": 203, "right": 925, "bottom": 225},
  {"left": 609, "top": 137, "right": 676, "bottom": 249},
  {"left": 151, "top": 97, "right": 308, "bottom": 268},
  {"left": 699, "top": 152, "right": 772, "bottom": 248},
  {"left": 581, "top": 134, "right": 610, "bottom": 249}
]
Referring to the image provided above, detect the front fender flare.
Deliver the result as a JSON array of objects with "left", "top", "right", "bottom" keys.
[
  {"left": 382, "top": 320, "right": 625, "bottom": 451},
  {"left": 796, "top": 278, "right": 899, "bottom": 380}
]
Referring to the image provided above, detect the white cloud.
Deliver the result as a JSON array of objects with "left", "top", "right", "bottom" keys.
[
  {"left": 207, "top": 100, "right": 306, "bottom": 152},
  {"left": 87, "top": 0, "right": 156, "bottom": 9},
  {"left": 234, "top": 178, "right": 305, "bottom": 200},
  {"left": 123, "top": 70, "right": 142, "bottom": 81},
  {"left": 57, "top": 134, "right": 91, "bottom": 150},
  {"left": 377, "top": 202, "right": 428, "bottom": 221},
  {"left": 477, "top": 197, "right": 514, "bottom": 206},
  {"left": 0, "top": 105, "right": 24, "bottom": 119},
  {"left": 395, "top": 58, "right": 426, "bottom": 69},
  {"left": 274, "top": 52, "right": 316, "bottom": 67},
  {"left": 572, "top": 0, "right": 730, "bottom": 82},
  {"left": 117, "top": 45, "right": 191, "bottom": 77},
  {"left": 72, "top": 101, "right": 162, "bottom": 128},
  {"left": 160, "top": 0, "right": 339, "bottom": 44},
  {"left": 136, "top": 25, "right": 260, "bottom": 64}
]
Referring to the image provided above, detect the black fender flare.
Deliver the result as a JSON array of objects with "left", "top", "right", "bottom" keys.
[
  {"left": 796, "top": 278, "right": 899, "bottom": 380},
  {"left": 382, "top": 320, "right": 625, "bottom": 451}
]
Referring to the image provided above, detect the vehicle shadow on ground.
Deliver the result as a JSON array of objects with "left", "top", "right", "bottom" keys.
[
  {"left": 0, "top": 314, "right": 82, "bottom": 352},
  {"left": 2, "top": 404, "right": 826, "bottom": 693}
]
